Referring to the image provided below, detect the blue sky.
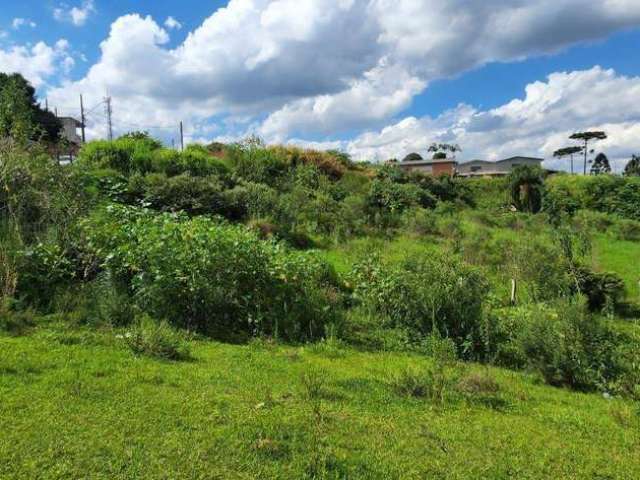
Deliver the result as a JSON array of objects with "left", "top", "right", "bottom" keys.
[{"left": 1, "top": 1, "right": 639, "bottom": 169}]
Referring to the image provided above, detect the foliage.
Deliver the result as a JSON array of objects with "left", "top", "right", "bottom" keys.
[
  {"left": 401, "top": 152, "right": 423, "bottom": 162},
  {"left": 0, "top": 73, "right": 61, "bottom": 143},
  {"left": 624, "top": 154, "right": 640, "bottom": 176},
  {"left": 124, "top": 314, "right": 192, "bottom": 361},
  {"left": 508, "top": 165, "right": 544, "bottom": 213},
  {"left": 590, "top": 153, "right": 611, "bottom": 175},
  {"left": 351, "top": 253, "right": 489, "bottom": 358},
  {"left": 80, "top": 206, "right": 343, "bottom": 341},
  {"left": 574, "top": 267, "right": 625, "bottom": 314}
]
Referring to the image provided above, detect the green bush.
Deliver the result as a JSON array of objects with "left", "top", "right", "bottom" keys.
[
  {"left": 613, "top": 218, "right": 640, "bottom": 241},
  {"left": 490, "top": 298, "right": 637, "bottom": 392},
  {"left": 574, "top": 266, "right": 625, "bottom": 314},
  {"left": 15, "top": 242, "right": 76, "bottom": 310},
  {"left": 124, "top": 314, "right": 192, "bottom": 361},
  {"left": 81, "top": 206, "right": 343, "bottom": 341},
  {"left": 139, "top": 173, "right": 228, "bottom": 216},
  {"left": 351, "top": 254, "right": 489, "bottom": 358}
]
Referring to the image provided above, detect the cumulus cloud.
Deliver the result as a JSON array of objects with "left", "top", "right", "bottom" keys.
[
  {"left": 42, "top": 1, "right": 640, "bottom": 151},
  {"left": 329, "top": 67, "right": 640, "bottom": 172},
  {"left": 164, "top": 17, "right": 182, "bottom": 30},
  {"left": 54, "top": 0, "right": 96, "bottom": 26},
  {"left": 0, "top": 39, "right": 73, "bottom": 87},
  {"left": 12, "top": 18, "right": 37, "bottom": 30}
]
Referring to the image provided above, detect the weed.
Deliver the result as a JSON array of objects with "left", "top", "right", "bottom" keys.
[{"left": 123, "top": 314, "right": 192, "bottom": 361}]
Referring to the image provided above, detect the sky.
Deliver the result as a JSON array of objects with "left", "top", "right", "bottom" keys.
[{"left": 1, "top": 0, "right": 639, "bottom": 171}]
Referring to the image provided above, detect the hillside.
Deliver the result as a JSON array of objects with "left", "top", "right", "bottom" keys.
[
  {"left": 1, "top": 137, "right": 640, "bottom": 479},
  {"left": 2, "top": 325, "right": 639, "bottom": 479}
]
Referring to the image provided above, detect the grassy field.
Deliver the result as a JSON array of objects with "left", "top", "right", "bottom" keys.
[{"left": 1, "top": 322, "right": 639, "bottom": 480}]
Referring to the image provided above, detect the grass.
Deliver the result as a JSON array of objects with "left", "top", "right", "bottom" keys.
[
  {"left": 593, "top": 234, "right": 640, "bottom": 301},
  {"left": 1, "top": 323, "right": 639, "bottom": 479}
]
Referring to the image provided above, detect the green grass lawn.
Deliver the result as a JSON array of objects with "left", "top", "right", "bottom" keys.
[
  {"left": 593, "top": 234, "right": 640, "bottom": 301},
  {"left": 1, "top": 324, "right": 639, "bottom": 479}
]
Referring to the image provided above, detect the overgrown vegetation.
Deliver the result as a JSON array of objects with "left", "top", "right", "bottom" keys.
[{"left": 1, "top": 113, "right": 639, "bottom": 477}]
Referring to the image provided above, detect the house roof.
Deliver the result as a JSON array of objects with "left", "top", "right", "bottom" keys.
[
  {"left": 459, "top": 156, "right": 543, "bottom": 166},
  {"left": 58, "top": 116, "right": 83, "bottom": 127},
  {"left": 399, "top": 158, "right": 458, "bottom": 166}
]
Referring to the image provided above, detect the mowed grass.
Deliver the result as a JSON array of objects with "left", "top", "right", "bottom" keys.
[{"left": 1, "top": 324, "right": 639, "bottom": 479}]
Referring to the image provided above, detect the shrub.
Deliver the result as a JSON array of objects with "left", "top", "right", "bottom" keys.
[
  {"left": 81, "top": 206, "right": 343, "bottom": 341},
  {"left": 403, "top": 208, "right": 438, "bottom": 236},
  {"left": 124, "top": 314, "right": 192, "bottom": 361},
  {"left": 351, "top": 253, "right": 489, "bottom": 358},
  {"left": 508, "top": 165, "right": 544, "bottom": 213},
  {"left": 574, "top": 266, "right": 625, "bottom": 314},
  {"left": 491, "top": 298, "right": 636, "bottom": 392},
  {"left": 392, "top": 335, "right": 459, "bottom": 403},
  {"left": 140, "top": 173, "right": 228, "bottom": 216},
  {"left": 0, "top": 298, "right": 36, "bottom": 335},
  {"left": 613, "top": 218, "right": 640, "bottom": 241},
  {"left": 77, "top": 138, "right": 157, "bottom": 174},
  {"left": 15, "top": 242, "right": 76, "bottom": 310}
]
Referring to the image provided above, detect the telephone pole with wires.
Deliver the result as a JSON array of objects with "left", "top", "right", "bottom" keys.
[
  {"left": 80, "top": 94, "right": 86, "bottom": 143},
  {"left": 104, "top": 96, "right": 113, "bottom": 141}
]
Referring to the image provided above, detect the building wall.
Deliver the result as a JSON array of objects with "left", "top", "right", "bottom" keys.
[
  {"left": 432, "top": 162, "right": 455, "bottom": 176},
  {"left": 404, "top": 164, "right": 433, "bottom": 174}
]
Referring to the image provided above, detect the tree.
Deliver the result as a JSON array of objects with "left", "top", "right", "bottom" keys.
[
  {"left": 569, "top": 131, "right": 607, "bottom": 175},
  {"left": 427, "top": 143, "right": 461, "bottom": 160},
  {"left": 553, "top": 146, "right": 584, "bottom": 174},
  {"left": 402, "top": 152, "right": 423, "bottom": 162},
  {"left": 508, "top": 165, "right": 544, "bottom": 213},
  {"left": 590, "top": 153, "right": 611, "bottom": 175},
  {"left": 119, "top": 131, "right": 163, "bottom": 149},
  {"left": 0, "top": 73, "right": 61, "bottom": 143},
  {"left": 624, "top": 155, "right": 640, "bottom": 176}
]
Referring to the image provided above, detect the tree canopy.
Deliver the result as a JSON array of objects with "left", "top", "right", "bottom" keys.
[
  {"left": 590, "top": 153, "right": 611, "bottom": 175},
  {"left": 624, "top": 155, "right": 640, "bottom": 176},
  {"left": 0, "top": 73, "right": 61, "bottom": 143},
  {"left": 569, "top": 131, "right": 607, "bottom": 175},
  {"left": 402, "top": 152, "right": 423, "bottom": 162}
]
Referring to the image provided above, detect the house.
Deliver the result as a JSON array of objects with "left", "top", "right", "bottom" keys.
[
  {"left": 56, "top": 117, "right": 83, "bottom": 162},
  {"left": 397, "top": 158, "right": 458, "bottom": 176},
  {"left": 59, "top": 117, "right": 83, "bottom": 145},
  {"left": 456, "top": 156, "right": 543, "bottom": 177}
]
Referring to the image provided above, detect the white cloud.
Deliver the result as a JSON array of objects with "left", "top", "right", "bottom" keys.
[
  {"left": 12, "top": 18, "right": 37, "bottom": 30},
  {"left": 330, "top": 67, "right": 640, "bottom": 172},
  {"left": 164, "top": 17, "right": 182, "bottom": 30},
  {"left": 0, "top": 40, "right": 73, "bottom": 87},
  {"left": 42, "top": 1, "right": 640, "bottom": 150},
  {"left": 54, "top": 1, "right": 96, "bottom": 26}
]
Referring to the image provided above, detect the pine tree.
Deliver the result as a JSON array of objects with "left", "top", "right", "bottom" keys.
[{"left": 590, "top": 153, "right": 611, "bottom": 175}]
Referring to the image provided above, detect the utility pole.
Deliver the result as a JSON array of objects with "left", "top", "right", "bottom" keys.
[
  {"left": 45, "top": 99, "right": 49, "bottom": 112},
  {"left": 80, "top": 94, "right": 86, "bottom": 143},
  {"left": 104, "top": 96, "right": 113, "bottom": 141},
  {"left": 180, "top": 121, "right": 184, "bottom": 151}
]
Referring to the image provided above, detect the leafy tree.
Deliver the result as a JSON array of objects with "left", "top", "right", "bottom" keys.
[
  {"left": 590, "top": 153, "right": 611, "bottom": 175},
  {"left": 569, "top": 131, "right": 607, "bottom": 175},
  {"left": 402, "top": 152, "right": 423, "bottom": 162},
  {"left": 508, "top": 165, "right": 544, "bottom": 213},
  {"left": 0, "top": 73, "right": 61, "bottom": 143},
  {"left": 553, "top": 146, "right": 583, "bottom": 174},
  {"left": 119, "top": 131, "right": 163, "bottom": 150},
  {"left": 624, "top": 155, "right": 640, "bottom": 176},
  {"left": 428, "top": 143, "right": 461, "bottom": 160}
]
